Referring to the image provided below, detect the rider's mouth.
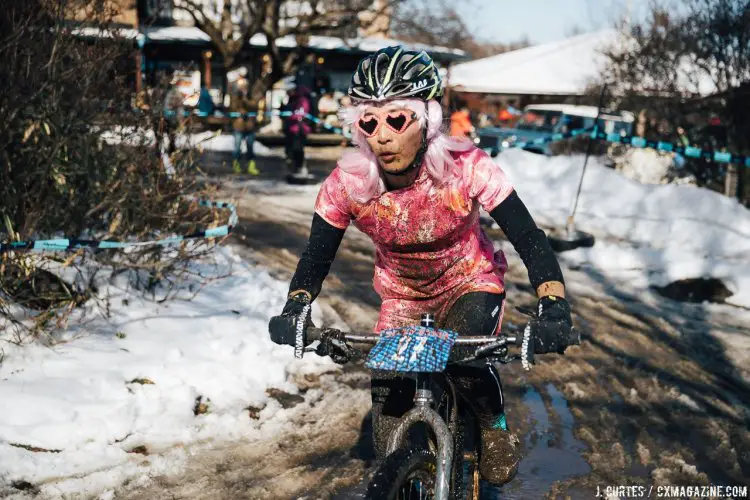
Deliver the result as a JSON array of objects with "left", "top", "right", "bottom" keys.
[{"left": 379, "top": 152, "right": 398, "bottom": 163}]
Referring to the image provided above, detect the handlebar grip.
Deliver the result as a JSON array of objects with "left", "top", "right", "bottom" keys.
[{"left": 306, "top": 326, "right": 323, "bottom": 343}]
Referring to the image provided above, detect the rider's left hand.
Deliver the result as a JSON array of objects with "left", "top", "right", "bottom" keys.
[{"left": 530, "top": 295, "right": 573, "bottom": 355}]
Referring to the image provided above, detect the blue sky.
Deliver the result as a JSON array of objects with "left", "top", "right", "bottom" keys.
[{"left": 455, "top": 0, "right": 651, "bottom": 45}]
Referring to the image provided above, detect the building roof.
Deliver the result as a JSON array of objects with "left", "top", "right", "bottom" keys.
[
  {"left": 449, "top": 28, "right": 718, "bottom": 97},
  {"left": 449, "top": 29, "right": 617, "bottom": 95},
  {"left": 139, "top": 26, "right": 467, "bottom": 61},
  {"left": 73, "top": 24, "right": 467, "bottom": 61}
]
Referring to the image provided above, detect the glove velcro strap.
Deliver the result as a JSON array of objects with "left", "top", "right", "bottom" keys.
[
  {"left": 294, "top": 303, "right": 311, "bottom": 359},
  {"left": 521, "top": 322, "right": 533, "bottom": 371}
]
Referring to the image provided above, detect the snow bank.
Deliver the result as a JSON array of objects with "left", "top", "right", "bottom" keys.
[
  {"left": 498, "top": 149, "right": 750, "bottom": 307},
  {"left": 610, "top": 148, "right": 676, "bottom": 185},
  {"left": 181, "top": 130, "right": 273, "bottom": 155},
  {"left": 0, "top": 246, "right": 333, "bottom": 495},
  {"left": 99, "top": 127, "right": 273, "bottom": 156}
]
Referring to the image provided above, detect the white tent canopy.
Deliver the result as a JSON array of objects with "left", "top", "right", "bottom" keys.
[
  {"left": 449, "top": 29, "right": 719, "bottom": 97},
  {"left": 448, "top": 29, "right": 619, "bottom": 96}
]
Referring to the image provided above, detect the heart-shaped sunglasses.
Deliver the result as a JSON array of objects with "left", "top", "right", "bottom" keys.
[{"left": 356, "top": 110, "right": 417, "bottom": 137}]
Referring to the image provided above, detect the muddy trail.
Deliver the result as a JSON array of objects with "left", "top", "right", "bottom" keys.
[{"left": 116, "top": 161, "right": 750, "bottom": 499}]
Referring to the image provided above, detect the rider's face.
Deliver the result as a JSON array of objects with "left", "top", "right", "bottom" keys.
[{"left": 362, "top": 104, "right": 422, "bottom": 175}]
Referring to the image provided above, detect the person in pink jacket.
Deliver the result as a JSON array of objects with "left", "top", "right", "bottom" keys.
[
  {"left": 270, "top": 46, "right": 575, "bottom": 485},
  {"left": 283, "top": 86, "right": 313, "bottom": 175}
]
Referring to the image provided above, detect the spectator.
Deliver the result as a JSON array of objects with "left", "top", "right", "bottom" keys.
[
  {"left": 317, "top": 91, "right": 340, "bottom": 132},
  {"left": 283, "top": 86, "right": 313, "bottom": 177},
  {"left": 162, "top": 82, "right": 185, "bottom": 156},
  {"left": 450, "top": 105, "right": 475, "bottom": 139},
  {"left": 478, "top": 112, "right": 492, "bottom": 129},
  {"left": 676, "top": 126, "right": 690, "bottom": 148},
  {"left": 497, "top": 107, "right": 514, "bottom": 124},
  {"left": 229, "top": 77, "right": 259, "bottom": 175},
  {"left": 197, "top": 86, "right": 215, "bottom": 116}
]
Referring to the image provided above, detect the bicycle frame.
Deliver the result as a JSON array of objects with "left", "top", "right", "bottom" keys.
[{"left": 385, "top": 372, "right": 455, "bottom": 500}]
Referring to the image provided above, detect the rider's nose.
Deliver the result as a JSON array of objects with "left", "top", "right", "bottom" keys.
[{"left": 376, "top": 125, "right": 392, "bottom": 144}]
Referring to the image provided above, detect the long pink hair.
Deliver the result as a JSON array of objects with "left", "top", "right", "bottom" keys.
[{"left": 337, "top": 99, "right": 473, "bottom": 204}]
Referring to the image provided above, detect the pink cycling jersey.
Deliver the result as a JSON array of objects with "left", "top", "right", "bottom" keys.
[{"left": 315, "top": 147, "right": 514, "bottom": 332}]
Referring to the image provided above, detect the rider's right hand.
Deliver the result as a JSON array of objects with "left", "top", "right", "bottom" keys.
[{"left": 268, "top": 291, "right": 312, "bottom": 347}]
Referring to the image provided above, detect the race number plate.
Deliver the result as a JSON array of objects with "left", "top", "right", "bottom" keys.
[{"left": 365, "top": 326, "right": 458, "bottom": 372}]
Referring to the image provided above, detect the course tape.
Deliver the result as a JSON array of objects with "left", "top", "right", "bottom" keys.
[
  {"left": 0, "top": 200, "right": 237, "bottom": 254},
  {"left": 501, "top": 127, "right": 593, "bottom": 151},
  {"left": 498, "top": 126, "right": 749, "bottom": 167},
  {"left": 591, "top": 130, "right": 750, "bottom": 167},
  {"left": 164, "top": 110, "right": 352, "bottom": 137}
]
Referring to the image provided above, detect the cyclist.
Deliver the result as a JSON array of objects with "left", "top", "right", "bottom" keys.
[{"left": 269, "top": 46, "right": 575, "bottom": 485}]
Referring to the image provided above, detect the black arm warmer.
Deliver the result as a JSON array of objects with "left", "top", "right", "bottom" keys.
[
  {"left": 489, "top": 190, "right": 565, "bottom": 290},
  {"left": 288, "top": 213, "right": 346, "bottom": 300}
]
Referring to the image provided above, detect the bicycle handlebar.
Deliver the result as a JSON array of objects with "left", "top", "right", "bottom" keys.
[
  {"left": 306, "top": 327, "right": 521, "bottom": 347},
  {"left": 304, "top": 324, "right": 580, "bottom": 370},
  {"left": 305, "top": 326, "right": 525, "bottom": 365}
]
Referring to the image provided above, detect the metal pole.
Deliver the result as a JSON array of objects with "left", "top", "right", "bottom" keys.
[{"left": 567, "top": 84, "right": 607, "bottom": 235}]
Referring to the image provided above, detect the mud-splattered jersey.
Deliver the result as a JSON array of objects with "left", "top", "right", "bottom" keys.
[{"left": 315, "top": 148, "right": 514, "bottom": 307}]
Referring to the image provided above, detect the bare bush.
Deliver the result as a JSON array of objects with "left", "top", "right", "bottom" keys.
[{"left": 0, "top": 0, "right": 226, "bottom": 341}]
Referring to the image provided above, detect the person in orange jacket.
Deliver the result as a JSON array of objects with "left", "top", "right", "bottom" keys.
[{"left": 450, "top": 105, "right": 475, "bottom": 138}]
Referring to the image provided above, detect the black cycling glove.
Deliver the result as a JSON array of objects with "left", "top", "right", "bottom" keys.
[
  {"left": 521, "top": 296, "right": 577, "bottom": 369},
  {"left": 268, "top": 291, "right": 313, "bottom": 358}
]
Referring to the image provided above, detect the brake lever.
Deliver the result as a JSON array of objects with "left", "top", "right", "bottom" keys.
[
  {"left": 497, "top": 353, "right": 522, "bottom": 365},
  {"left": 515, "top": 305, "right": 538, "bottom": 318},
  {"left": 330, "top": 337, "right": 362, "bottom": 360},
  {"left": 567, "top": 327, "right": 582, "bottom": 346}
]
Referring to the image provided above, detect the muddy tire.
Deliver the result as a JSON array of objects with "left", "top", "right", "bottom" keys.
[{"left": 366, "top": 448, "right": 437, "bottom": 500}]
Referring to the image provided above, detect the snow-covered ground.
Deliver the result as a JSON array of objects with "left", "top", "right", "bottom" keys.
[
  {"left": 496, "top": 149, "right": 750, "bottom": 308},
  {"left": 0, "top": 247, "right": 335, "bottom": 498},
  {"left": 99, "top": 128, "right": 274, "bottom": 156}
]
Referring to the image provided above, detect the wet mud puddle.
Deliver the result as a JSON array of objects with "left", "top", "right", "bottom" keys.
[
  {"left": 483, "top": 383, "right": 590, "bottom": 498},
  {"left": 333, "top": 383, "right": 590, "bottom": 499}
]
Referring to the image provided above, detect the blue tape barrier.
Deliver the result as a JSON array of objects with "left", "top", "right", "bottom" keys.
[
  {"left": 499, "top": 126, "right": 749, "bottom": 167},
  {"left": 164, "top": 110, "right": 293, "bottom": 119},
  {"left": 0, "top": 200, "right": 237, "bottom": 254},
  {"left": 162, "top": 109, "right": 352, "bottom": 138},
  {"left": 499, "top": 126, "right": 595, "bottom": 152},
  {"left": 589, "top": 129, "right": 750, "bottom": 167}
]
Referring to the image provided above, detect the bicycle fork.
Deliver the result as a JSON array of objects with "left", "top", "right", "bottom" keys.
[{"left": 386, "top": 373, "right": 454, "bottom": 500}]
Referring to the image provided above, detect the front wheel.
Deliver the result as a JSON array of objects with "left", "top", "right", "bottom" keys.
[{"left": 366, "top": 448, "right": 437, "bottom": 500}]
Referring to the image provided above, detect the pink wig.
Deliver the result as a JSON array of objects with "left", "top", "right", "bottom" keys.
[{"left": 337, "top": 99, "right": 473, "bottom": 204}]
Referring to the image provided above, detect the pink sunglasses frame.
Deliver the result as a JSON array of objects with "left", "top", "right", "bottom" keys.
[{"left": 356, "top": 110, "right": 418, "bottom": 137}]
